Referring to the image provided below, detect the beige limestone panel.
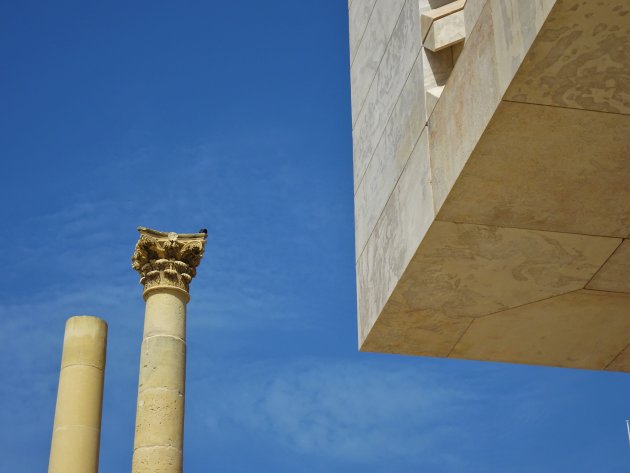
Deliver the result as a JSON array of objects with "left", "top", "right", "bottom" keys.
[
  {"left": 349, "top": 0, "right": 378, "bottom": 65},
  {"left": 505, "top": 0, "right": 630, "bottom": 114},
  {"left": 361, "top": 293, "right": 472, "bottom": 357},
  {"left": 437, "top": 102, "right": 630, "bottom": 237},
  {"left": 352, "top": 0, "right": 422, "bottom": 188},
  {"left": 132, "top": 446, "right": 182, "bottom": 473},
  {"left": 143, "top": 290, "right": 187, "bottom": 340},
  {"left": 395, "top": 221, "right": 619, "bottom": 318},
  {"left": 451, "top": 290, "right": 630, "bottom": 371},
  {"left": 606, "top": 343, "right": 630, "bottom": 372},
  {"left": 134, "top": 389, "right": 185, "bottom": 449},
  {"left": 463, "top": 0, "right": 486, "bottom": 35},
  {"left": 424, "top": 10, "right": 466, "bottom": 52},
  {"left": 451, "top": 41, "right": 464, "bottom": 62},
  {"left": 490, "top": 0, "right": 556, "bottom": 97},
  {"left": 357, "top": 131, "right": 433, "bottom": 344},
  {"left": 354, "top": 58, "right": 425, "bottom": 256},
  {"left": 350, "top": 0, "right": 406, "bottom": 126},
  {"left": 428, "top": 0, "right": 555, "bottom": 212},
  {"left": 587, "top": 240, "right": 630, "bottom": 293},
  {"left": 427, "top": 0, "right": 500, "bottom": 212},
  {"left": 138, "top": 336, "right": 186, "bottom": 394}
]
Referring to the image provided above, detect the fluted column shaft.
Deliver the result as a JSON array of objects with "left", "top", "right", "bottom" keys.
[{"left": 49, "top": 316, "right": 107, "bottom": 473}]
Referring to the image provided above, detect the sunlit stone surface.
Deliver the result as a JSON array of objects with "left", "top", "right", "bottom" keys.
[
  {"left": 349, "top": 0, "right": 630, "bottom": 370},
  {"left": 131, "top": 227, "right": 206, "bottom": 473},
  {"left": 48, "top": 316, "right": 107, "bottom": 473}
]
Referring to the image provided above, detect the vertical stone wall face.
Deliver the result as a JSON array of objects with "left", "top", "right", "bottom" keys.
[{"left": 349, "top": 0, "right": 450, "bottom": 344}]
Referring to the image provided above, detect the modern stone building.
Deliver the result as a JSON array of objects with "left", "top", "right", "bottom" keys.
[{"left": 349, "top": 0, "right": 630, "bottom": 370}]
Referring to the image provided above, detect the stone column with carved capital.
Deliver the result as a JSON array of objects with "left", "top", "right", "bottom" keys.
[{"left": 131, "top": 227, "right": 206, "bottom": 473}]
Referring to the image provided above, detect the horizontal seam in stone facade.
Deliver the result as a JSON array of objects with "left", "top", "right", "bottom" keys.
[
  {"left": 475, "top": 290, "right": 582, "bottom": 321},
  {"left": 435, "top": 218, "right": 627, "bottom": 241},
  {"left": 584, "top": 287, "right": 630, "bottom": 296},
  {"left": 502, "top": 98, "right": 630, "bottom": 117}
]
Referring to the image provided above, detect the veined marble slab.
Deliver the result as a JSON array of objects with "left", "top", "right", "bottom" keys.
[
  {"left": 354, "top": 57, "right": 425, "bottom": 258},
  {"left": 352, "top": 0, "right": 422, "bottom": 188},
  {"left": 357, "top": 130, "right": 433, "bottom": 345},
  {"left": 350, "top": 0, "right": 406, "bottom": 127},
  {"left": 505, "top": 0, "right": 630, "bottom": 114},
  {"left": 349, "top": 0, "right": 378, "bottom": 66},
  {"left": 437, "top": 101, "right": 630, "bottom": 238}
]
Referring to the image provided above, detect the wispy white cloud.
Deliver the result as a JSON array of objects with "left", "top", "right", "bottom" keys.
[
  {"left": 0, "top": 133, "right": 354, "bottom": 470},
  {"left": 191, "top": 358, "right": 482, "bottom": 468},
  {"left": 7, "top": 136, "right": 344, "bottom": 331}
]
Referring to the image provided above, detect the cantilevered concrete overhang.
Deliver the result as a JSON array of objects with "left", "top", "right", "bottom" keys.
[{"left": 351, "top": 0, "right": 630, "bottom": 370}]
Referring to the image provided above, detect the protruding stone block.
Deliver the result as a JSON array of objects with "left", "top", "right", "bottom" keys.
[
  {"left": 350, "top": 0, "right": 630, "bottom": 371},
  {"left": 420, "top": 0, "right": 466, "bottom": 41},
  {"left": 423, "top": 9, "right": 465, "bottom": 52},
  {"left": 425, "top": 85, "right": 444, "bottom": 118}
]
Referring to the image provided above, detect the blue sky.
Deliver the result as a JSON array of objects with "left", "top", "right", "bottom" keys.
[{"left": 1, "top": 1, "right": 630, "bottom": 471}]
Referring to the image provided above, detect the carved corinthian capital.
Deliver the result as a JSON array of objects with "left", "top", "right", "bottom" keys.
[{"left": 131, "top": 227, "right": 207, "bottom": 298}]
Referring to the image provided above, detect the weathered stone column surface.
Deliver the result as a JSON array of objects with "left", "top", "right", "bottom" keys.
[
  {"left": 49, "top": 316, "right": 107, "bottom": 473},
  {"left": 131, "top": 227, "right": 206, "bottom": 473}
]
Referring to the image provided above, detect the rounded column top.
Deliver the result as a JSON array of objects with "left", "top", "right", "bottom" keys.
[
  {"left": 61, "top": 316, "right": 108, "bottom": 370},
  {"left": 131, "top": 227, "right": 207, "bottom": 300}
]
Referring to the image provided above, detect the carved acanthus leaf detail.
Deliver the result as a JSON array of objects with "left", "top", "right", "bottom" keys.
[{"left": 131, "top": 227, "right": 207, "bottom": 295}]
